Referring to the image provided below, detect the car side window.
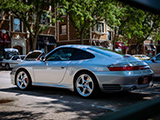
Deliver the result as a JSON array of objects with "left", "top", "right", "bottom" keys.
[
  {"left": 70, "top": 49, "right": 95, "bottom": 60},
  {"left": 46, "top": 48, "right": 74, "bottom": 61},
  {"left": 156, "top": 55, "right": 160, "bottom": 60},
  {"left": 12, "top": 56, "right": 19, "bottom": 60}
]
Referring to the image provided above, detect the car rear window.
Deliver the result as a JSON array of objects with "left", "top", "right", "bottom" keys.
[
  {"left": 71, "top": 49, "right": 95, "bottom": 60},
  {"left": 88, "top": 47, "right": 123, "bottom": 58}
]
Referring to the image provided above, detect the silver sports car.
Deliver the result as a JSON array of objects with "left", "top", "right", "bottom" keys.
[{"left": 10, "top": 45, "right": 154, "bottom": 98}]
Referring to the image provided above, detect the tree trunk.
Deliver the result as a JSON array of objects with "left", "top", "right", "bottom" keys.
[
  {"left": 80, "top": 32, "right": 84, "bottom": 45},
  {"left": 112, "top": 29, "right": 117, "bottom": 51},
  {"left": 136, "top": 44, "right": 139, "bottom": 54},
  {"left": 29, "top": 33, "right": 33, "bottom": 51}
]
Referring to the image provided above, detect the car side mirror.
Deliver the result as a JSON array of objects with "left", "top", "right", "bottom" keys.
[
  {"left": 151, "top": 58, "right": 156, "bottom": 62},
  {"left": 41, "top": 56, "right": 46, "bottom": 62},
  {"left": 17, "top": 59, "right": 21, "bottom": 61}
]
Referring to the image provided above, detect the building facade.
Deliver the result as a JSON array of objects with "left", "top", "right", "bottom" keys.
[{"left": 0, "top": 10, "right": 114, "bottom": 56}]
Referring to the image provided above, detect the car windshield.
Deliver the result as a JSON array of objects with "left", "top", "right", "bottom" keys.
[
  {"left": 21, "top": 56, "right": 25, "bottom": 60},
  {"left": 25, "top": 52, "right": 42, "bottom": 61}
]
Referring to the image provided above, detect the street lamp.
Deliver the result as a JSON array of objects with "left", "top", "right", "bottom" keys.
[{"left": 2, "top": 29, "right": 6, "bottom": 58}]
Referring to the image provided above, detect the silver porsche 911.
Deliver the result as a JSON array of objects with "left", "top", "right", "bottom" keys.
[{"left": 10, "top": 45, "right": 154, "bottom": 98}]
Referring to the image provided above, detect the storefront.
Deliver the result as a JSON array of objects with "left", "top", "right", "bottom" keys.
[
  {"left": 145, "top": 45, "right": 156, "bottom": 57},
  {"left": 37, "top": 35, "right": 57, "bottom": 53},
  {"left": 0, "top": 32, "right": 11, "bottom": 59}
]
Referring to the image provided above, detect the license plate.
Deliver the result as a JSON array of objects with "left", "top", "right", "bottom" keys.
[{"left": 143, "top": 77, "right": 148, "bottom": 84}]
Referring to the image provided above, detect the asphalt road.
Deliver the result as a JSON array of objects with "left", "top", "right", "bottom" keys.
[{"left": 0, "top": 69, "right": 160, "bottom": 120}]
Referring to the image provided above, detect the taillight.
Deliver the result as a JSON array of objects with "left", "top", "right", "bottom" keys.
[
  {"left": 37, "top": 58, "right": 41, "bottom": 61},
  {"left": 108, "top": 66, "right": 149, "bottom": 71}
]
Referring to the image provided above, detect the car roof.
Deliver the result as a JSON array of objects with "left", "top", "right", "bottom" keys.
[{"left": 57, "top": 44, "right": 95, "bottom": 50}]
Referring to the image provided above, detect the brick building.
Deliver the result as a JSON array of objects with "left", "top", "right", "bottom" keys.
[{"left": 0, "top": 10, "right": 114, "bottom": 57}]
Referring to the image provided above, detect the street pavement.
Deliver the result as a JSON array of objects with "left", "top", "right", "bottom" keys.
[{"left": 0, "top": 68, "right": 160, "bottom": 120}]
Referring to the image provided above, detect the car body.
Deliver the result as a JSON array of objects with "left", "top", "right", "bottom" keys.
[
  {"left": 10, "top": 45, "right": 154, "bottom": 98},
  {"left": 132, "top": 54, "right": 150, "bottom": 60},
  {"left": 144, "top": 53, "right": 160, "bottom": 77},
  {"left": 24, "top": 50, "right": 44, "bottom": 61},
  {"left": 2, "top": 55, "right": 25, "bottom": 69}
]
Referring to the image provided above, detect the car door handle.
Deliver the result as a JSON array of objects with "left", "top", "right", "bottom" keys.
[{"left": 61, "top": 66, "right": 66, "bottom": 69}]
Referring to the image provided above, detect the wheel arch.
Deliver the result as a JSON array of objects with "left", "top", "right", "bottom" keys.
[
  {"left": 15, "top": 68, "right": 32, "bottom": 85},
  {"left": 73, "top": 69, "right": 100, "bottom": 92}
]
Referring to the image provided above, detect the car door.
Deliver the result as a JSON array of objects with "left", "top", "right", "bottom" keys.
[
  {"left": 33, "top": 48, "right": 74, "bottom": 84},
  {"left": 149, "top": 54, "right": 160, "bottom": 75}
]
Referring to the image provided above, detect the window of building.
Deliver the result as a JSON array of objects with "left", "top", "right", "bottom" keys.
[
  {"left": 60, "top": 24, "right": 67, "bottom": 35},
  {"left": 14, "top": 18, "right": 21, "bottom": 32},
  {"left": 108, "top": 31, "right": 112, "bottom": 40},
  {"left": 40, "top": 13, "right": 50, "bottom": 24},
  {"left": 96, "top": 22, "right": 104, "bottom": 33}
]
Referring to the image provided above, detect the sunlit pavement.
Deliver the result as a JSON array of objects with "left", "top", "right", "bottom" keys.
[{"left": 0, "top": 68, "right": 160, "bottom": 120}]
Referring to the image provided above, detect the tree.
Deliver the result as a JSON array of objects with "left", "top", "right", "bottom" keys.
[
  {"left": 60, "top": 0, "right": 114, "bottom": 44},
  {"left": 0, "top": 0, "right": 58, "bottom": 50},
  {"left": 106, "top": 0, "right": 160, "bottom": 54}
]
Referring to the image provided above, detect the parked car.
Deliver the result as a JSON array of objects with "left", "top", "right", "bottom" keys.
[
  {"left": 10, "top": 45, "right": 153, "bottom": 98},
  {"left": 0, "top": 48, "right": 20, "bottom": 66},
  {"left": 2, "top": 55, "right": 25, "bottom": 69},
  {"left": 24, "top": 50, "right": 44, "bottom": 61},
  {"left": 144, "top": 53, "right": 160, "bottom": 77},
  {"left": 132, "top": 54, "right": 150, "bottom": 60}
]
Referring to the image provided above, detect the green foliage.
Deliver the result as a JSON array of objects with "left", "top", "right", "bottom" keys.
[
  {"left": 106, "top": 0, "right": 160, "bottom": 47},
  {"left": 0, "top": 0, "right": 59, "bottom": 50},
  {"left": 1, "top": 0, "right": 160, "bottom": 49},
  {"left": 59, "top": 0, "right": 113, "bottom": 44}
]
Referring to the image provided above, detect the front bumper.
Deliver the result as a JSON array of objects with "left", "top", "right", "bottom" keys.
[{"left": 10, "top": 69, "right": 16, "bottom": 85}]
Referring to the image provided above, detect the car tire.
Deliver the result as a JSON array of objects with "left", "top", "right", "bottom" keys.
[
  {"left": 16, "top": 70, "right": 31, "bottom": 90},
  {"left": 5, "top": 63, "right": 10, "bottom": 70},
  {"left": 74, "top": 71, "right": 99, "bottom": 98}
]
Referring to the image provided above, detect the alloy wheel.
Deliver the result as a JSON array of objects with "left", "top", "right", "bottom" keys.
[
  {"left": 16, "top": 71, "right": 30, "bottom": 90},
  {"left": 76, "top": 73, "right": 94, "bottom": 97}
]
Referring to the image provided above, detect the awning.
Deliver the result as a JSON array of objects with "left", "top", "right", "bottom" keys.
[
  {"left": 37, "top": 35, "right": 57, "bottom": 45},
  {"left": 0, "top": 32, "right": 11, "bottom": 45}
]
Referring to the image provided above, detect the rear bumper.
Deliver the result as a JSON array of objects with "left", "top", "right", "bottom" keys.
[{"left": 95, "top": 70, "right": 154, "bottom": 92}]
